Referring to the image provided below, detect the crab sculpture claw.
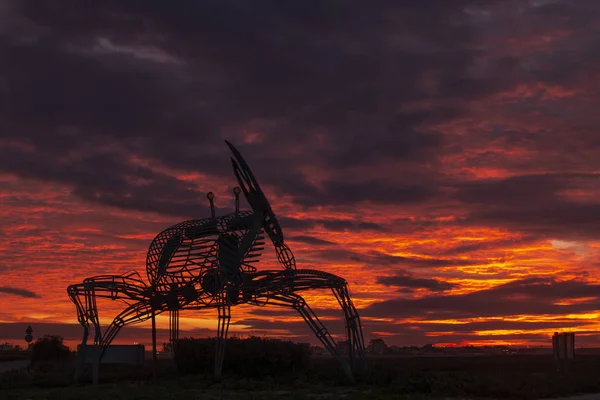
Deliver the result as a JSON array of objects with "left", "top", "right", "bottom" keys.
[{"left": 225, "top": 140, "right": 285, "bottom": 247}]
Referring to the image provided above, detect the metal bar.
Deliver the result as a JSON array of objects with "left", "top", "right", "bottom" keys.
[{"left": 152, "top": 308, "right": 157, "bottom": 380}]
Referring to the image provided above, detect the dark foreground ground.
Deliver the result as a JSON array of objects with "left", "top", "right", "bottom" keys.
[{"left": 2, "top": 354, "right": 600, "bottom": 400}]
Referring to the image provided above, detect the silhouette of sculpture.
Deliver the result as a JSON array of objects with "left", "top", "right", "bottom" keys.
[{"left": 67, "top": 140, "right": 365, "bottom": 379}]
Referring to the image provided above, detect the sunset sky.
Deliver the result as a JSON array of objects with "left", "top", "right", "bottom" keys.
[{"left": 2, "top": 0, "right": 600, "bottom": 349}]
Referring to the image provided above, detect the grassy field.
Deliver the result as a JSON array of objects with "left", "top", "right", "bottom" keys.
[
  {"left": 1, "top": 377, "right": 440, "bottom": 400},
  {"left": 3, "top": 354, "right": 600, "bottom": 400}
]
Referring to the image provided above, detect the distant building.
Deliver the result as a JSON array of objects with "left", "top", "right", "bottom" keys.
[
  {"left": 310, "top": 346, "right": 325, "bottom": 355},
  {"left": 553, "top": 332, "right": 575, "bottom": 360}
]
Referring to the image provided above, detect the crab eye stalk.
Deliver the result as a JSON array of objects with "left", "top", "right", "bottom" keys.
[
  {"left": 233, "top": 187, "right": 241, "bottom": 213},
  {"left": 207, "top": 192, "right": 215, "bottom": 218}
]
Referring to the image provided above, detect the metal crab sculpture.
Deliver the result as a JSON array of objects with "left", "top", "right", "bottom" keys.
[{"left": 67, "top": 140, "right": 365, "bottom": 379}]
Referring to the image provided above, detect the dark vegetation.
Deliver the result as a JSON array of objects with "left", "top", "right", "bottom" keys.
[
  {"left": 3, "top": 335, "right": 600, "bottom": 399},
  {"left": 174, "top": 337, "right": 310, "bottom": 378},
  {"left": 30, "top": 335, "right": 71, "bottom": 364}
]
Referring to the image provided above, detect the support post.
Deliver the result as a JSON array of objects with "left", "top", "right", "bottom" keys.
[
  {"left": 92, "top": 354, "right": 100, "bottom": 385},
  {"left": 169, "top": 309, "right": 179, "bottom": 357},
  {"left": 74, "top": 344, "right": 86, "bottom": 383},
  {"left": 151, "top": 308, "right": 157, "bottom": 379}
]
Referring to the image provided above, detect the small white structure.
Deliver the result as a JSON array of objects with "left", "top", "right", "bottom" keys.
[
  {"left": 78, "top": 344, "right": 145, "bottom": 365},
  {"left": 75, "top": 344, "right": 145, "bottom": 384}
]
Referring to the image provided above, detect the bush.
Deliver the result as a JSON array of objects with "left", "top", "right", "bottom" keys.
[
  {"left": 174, "top": 336, "right": 310, "bottom": 379},
  {"left": 31, "top": 335, "right": 71, "bottom": 364}
]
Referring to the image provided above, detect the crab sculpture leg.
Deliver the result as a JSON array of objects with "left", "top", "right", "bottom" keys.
[
  {"left": 67, "top": 271, "right": 150, "bottom": 346},
  {"left": 244, "top": 269, "right": 365, "bottom": 376},
  {"left": 68, "top": 277, "right": 231, "bottom": 377},
  {"left": 67, "top": 271, "right": 159, "bottom": 383},
  {"left": 267, "top": 292, "right": 352, "bottom": 377},
  {"left": 100, "top": 301, "right": 156, "bottom": 346},
  {"left": 214, "top": 289, "right": 231, "bottom": 378},
  {"left": 224, "top": 140, "right": 366, "bottom": 378},
  {"left": 67, "top": 266, "right": 229, "bottom": 366}
]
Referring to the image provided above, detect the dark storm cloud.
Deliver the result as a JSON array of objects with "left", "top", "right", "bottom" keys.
[
  {"left": 288, "top": 235, "right": 336, "bottom": 246},
  {"left": 232, "top": 146, "right": 436, "bottom": 209},
  {"left": 453, "top": 173, "right": 600, "bottom": 238},
  {"left": 280, "top": 216, "right": 460, "bottom": 237},
  {"left": 279, "top": 217, "right": 389, "bottom": 233},
  {"left": 5, "top": 0, "right": 598, "bottom": 245},
  {"left": 453, "top": 173, "right": 590, "bottom": 206},
  {"left": 376, "top": 273, "right": 455, "bottom": 292},
  {"left": 301, "top": 248, "right": 483, "bottom": 270},
  {"left": 364, "top": 277, "right": 600, "bottom": 319},
  {"left": 2, "top": 0, "right": 512, "bottom": 215},
  {"left": 0, "top": 145, "right": 227, "bottom": 219},
  {"left": 517, "top": 0, "right": 600, "bottom": 90},
  {"left": 0, "top": 286, "right": 40, "bottom": 298},
  {"left": 470, "top": 203, "right": 600, "bottom": 239},
  {"left": 439, "top": 236, "right": 538, "bottom": 257},
  {"left": 369, "top": 251, "right": 484, "bottom": 268},
  {"left": 319, "top": 220, "right": 389, "bottom": 232},
  {"left": 291, "top": 181, "right": 439, "bottom": 207}
]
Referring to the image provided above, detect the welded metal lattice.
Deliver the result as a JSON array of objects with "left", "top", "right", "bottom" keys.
[{"left": 67, "top": 140, "right": 365, "bottom": 379}]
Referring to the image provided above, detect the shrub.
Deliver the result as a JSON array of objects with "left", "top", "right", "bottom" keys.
[
  {"left": 174, "top": 336, "right": 310, "bottom": 379},
  {"left": 31, "top": 335, "right": 71, "bottom": 364}
]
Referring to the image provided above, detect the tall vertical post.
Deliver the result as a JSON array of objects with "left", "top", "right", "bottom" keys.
[
  {"left": 92, "top": 352, "right": 100, "bottom": 385},
  {"left": 207, "top": 192, "right": 215, "bottom": 218},
  {"left": 169, "top": 309, "right": 179, "bottom": 356},
  {"left": 151, "top": 308, "right": 157, "bottom": 379},
  {"left": 74, "top": 344, "right": 85, "bottom": 382},
  {"left": 234, "top": 187, "right": 241, "bottom": 214}
]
